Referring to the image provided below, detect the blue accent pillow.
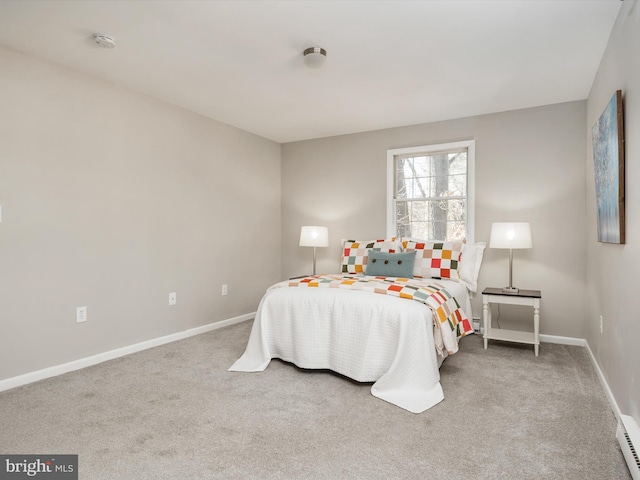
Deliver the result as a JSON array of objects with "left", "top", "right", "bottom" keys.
[{"left": 365, "top": 249, "right": 416, "bottom": 278}]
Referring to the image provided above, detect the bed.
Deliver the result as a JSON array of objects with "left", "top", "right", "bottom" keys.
[{"left": 229, "top": 238, "right": 485, "bottom": 414}]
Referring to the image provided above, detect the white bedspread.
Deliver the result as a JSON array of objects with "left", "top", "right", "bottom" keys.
[{"left": 229, "top": 279, "right": 471, "bottom": 413}]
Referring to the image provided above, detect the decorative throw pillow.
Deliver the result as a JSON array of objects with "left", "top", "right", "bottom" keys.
[
  {"left": 365, "top": 250, "right": 416, "bottom": 278},
  {"left": 459, "top": 242, "right": 486, "bottom": 292},
  {"left": 341, "top": 238, "right": 398, "bottom": 274},
  {"left": 401, "top": 238, "right": 463, "bottom": 281}
]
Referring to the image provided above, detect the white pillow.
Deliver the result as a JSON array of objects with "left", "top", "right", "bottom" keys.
[{"left": 459, "top": 242, "right": 486, "bottom": 292}]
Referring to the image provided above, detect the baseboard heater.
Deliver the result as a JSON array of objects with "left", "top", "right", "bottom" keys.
[{"left": 617, "top": 414, "right": 640, "bottom": 479}]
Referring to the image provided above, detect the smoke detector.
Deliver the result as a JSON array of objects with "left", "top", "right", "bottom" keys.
[{"left": 93, "top": 34, "right": 116, "bottom": 49}]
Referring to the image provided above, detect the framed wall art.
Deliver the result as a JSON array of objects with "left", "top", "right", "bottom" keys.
[{"left": 592, "top": 90, "right": 625, "bottom": 244}]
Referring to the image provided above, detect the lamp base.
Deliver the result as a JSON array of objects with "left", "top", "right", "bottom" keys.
[{"left": 502, "top": 286, "right": 520, "bottom": 294}]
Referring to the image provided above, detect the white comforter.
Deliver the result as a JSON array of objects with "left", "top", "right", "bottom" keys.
[{"left": 229, "top": 279, "right": 471, "bottom": 413}]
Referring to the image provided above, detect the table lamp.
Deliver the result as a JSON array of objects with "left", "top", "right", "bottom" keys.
[
  {"left": 489, "top": 222, "right": 532, "bottom": 293},
  {"left": 299, "top": 226, "right": 329, "bottom": 275}
]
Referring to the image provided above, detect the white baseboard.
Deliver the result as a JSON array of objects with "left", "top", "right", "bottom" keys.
[
  {"left": 0, "top": 312, "right": 255, "bottom": 393},
  {"left": 2, "top": 320, "right": 622, "bottom": 425},
  {"left": 539, "top": 333, "right": 586, "bottom": 347},
  {"left": 584, "top": 340, "right": 622, "bottom": 421}
]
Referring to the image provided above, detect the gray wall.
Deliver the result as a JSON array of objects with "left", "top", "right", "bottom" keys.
[
  {"left": 0, "top": 46, "right": 282, "bottom": 380},
  {"left": 282, "top": 101, "right": 587, "bottom": 337},
  {"left": 586, "top": 1, "right": 640, "bottom": 420},
  {"left": 3, "top": 2, "right": 635, "bottom": 427}
]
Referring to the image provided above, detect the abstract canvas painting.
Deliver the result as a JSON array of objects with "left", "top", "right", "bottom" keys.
[{"left": 592, "top": 90, "right": 625, "bottom": 244}]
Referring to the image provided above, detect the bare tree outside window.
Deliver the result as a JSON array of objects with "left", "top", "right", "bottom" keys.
[{"left": 389, "top": 142, "right": 473, "bottom": 242}]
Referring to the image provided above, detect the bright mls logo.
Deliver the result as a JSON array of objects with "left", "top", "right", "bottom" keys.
[{"left": 0, "top": 455, "right": 77, "bottom": 479}]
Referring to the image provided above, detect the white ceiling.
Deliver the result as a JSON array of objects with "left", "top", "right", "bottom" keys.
[{"left": 0, "top": 0, "right": 622, "bottom": 143}]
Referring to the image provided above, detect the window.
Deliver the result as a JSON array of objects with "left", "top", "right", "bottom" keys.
[{"left": 387, "top": 140, "right": 475, "bottom": 242}]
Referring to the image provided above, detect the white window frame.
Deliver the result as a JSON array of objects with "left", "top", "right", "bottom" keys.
[{"left": 386, "top": 140, "right": 475, "bottom": 243}]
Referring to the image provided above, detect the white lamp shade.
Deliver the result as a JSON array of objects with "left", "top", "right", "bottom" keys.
[
  {"left": 489, "top": 222, "right": 532, "bottom": 249},
  {"left": 299, "top": 226, "right": 329, "bottom": 247}
]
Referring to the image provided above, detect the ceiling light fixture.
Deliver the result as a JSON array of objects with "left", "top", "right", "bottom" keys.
[
  {"left": 303, "top": 47, "right": 327, "bottom": 69},
  {"left": 93, "top": 34, "right": 116, "bottom": 49}
]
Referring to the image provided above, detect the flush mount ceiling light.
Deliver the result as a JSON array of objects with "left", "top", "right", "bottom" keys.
[
  {"left": 303, "top": 47, "right": 327, "bottom": 69},
  {"left": 93, "top": 34, "right": 116, "bottom": 49}
]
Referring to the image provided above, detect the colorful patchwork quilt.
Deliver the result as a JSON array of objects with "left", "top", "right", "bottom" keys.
[{"left": 284, "top": 274, "right": 473, "bottom": 355}]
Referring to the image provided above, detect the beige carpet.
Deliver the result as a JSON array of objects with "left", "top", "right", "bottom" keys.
[{"left": 0, "top": 321, "right": 631, "bottom": 479}]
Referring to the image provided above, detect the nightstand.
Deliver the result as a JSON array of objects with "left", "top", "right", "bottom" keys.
[{"left": 482, "top": 287, "right": 541, "bottom": 356}]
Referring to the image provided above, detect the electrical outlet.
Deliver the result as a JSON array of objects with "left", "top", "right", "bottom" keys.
[
  {"left": 600, "top": 315, "right": 603, "bottom": 334},
  {"left": 222, "top": 284, "right": 228, "bottom": 296},
  {"left": 169, "top": 292, "right": 177, "bottom": 306},
  {"left": 76, "top": 306, "right": 87, "bottom": 323}
]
